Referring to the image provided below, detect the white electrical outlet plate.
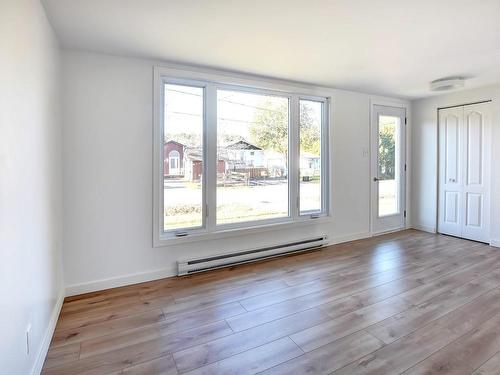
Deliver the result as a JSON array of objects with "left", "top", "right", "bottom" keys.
[{"left": 26, "top": 324, "right": 32, "bottom": 355}]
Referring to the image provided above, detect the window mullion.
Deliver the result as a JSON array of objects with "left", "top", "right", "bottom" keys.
[
  {"left": 205, "top": 84, "right": 217, "bottom": 231},
  {"left": 289, "top": 95, "right": 300, "bottom": 220}
]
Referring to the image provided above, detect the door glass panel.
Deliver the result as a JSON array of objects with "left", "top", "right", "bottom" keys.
[
  {"left": 163, "top": 84, "right": 204, "bottom": 231},
  {"left": 216, "top": 89, "right": 289, "bottom": 225},
  {"left": 378, "top": 115, "right": 400, "bottom": 217}
]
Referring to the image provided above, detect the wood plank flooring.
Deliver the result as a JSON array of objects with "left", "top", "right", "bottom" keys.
[{"left": 42, "top": 230, "right": 500, "bottom": 375}]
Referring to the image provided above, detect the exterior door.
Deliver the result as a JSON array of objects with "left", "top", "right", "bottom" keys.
[
  {"left": 438, "top": 102, "right": 491, "bottom": 243},
  {"left": 371, "top": 105, "right": 406, "bottom": 234}
]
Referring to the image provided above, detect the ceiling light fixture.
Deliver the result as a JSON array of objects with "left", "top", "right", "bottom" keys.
[{"left": 430, "top": 77, "right": 465, "bottom": 91}]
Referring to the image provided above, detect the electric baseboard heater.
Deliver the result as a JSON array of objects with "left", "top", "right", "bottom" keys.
[{"left": 177, "top": 235, "right": 328, "bottom": 276}]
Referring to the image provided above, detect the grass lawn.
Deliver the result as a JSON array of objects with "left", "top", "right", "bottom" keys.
[{"left": 164, "top": 180, "right": 321, "bottom": 230}]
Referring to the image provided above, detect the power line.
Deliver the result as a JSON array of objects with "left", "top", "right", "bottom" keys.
[
  {"left": 166, "top": 110, "right": 264, "bottom": 125},
  {"left": 166, "top": 88, "right": 202, "bottom": 97},
  {"left": 166, "top": 88, "right": 286, "bottom": 114},
  {"left": 168, "top": 111, "right": 200, "bottom": 117},
  {"left": 221, "top": 98, "right": 285, "bottom": 114}
]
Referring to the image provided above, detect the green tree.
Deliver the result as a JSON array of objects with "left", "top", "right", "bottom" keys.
[
  {"left": 249, "top": 101, "right": 321, "bottom": 164},
  {"left": 218, "top": 133, "right": 244, "bottom": 145},
  {"left": 378, "top": 124, "right": 395, "bottom": 179},
  {"left": 249, "top": 101, "right": 289, "bottom": 162},
  {"left": 299, "top": 102, "right": 321, "bottom": 156}
]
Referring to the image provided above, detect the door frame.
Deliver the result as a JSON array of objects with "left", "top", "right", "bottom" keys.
[
  {"left": 436, "top": 100, "right": 492, "bottom": 243},
  {"left": 369, "top": 99, "right": 410, "bottom": 236}
]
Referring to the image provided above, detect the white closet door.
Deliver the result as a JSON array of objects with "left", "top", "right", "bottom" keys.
[
  {"left": 461, "top": 103, "right": 491, "bottom": 242},
  {"left": 438, "top": 102, "right": 491, "bottom": 243},
  {"left": 438, "top": 106, "right": 464, "bottom": 237}
]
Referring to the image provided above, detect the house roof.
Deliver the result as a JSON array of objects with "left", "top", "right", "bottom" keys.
[
  {"left": 164, "top": 140, "right": 186, "bottom": 147},
  {"left": 185, "top": 148, "right": 227, "bottom": 162},
  {"left": 226, "top": 140, "right": 262, "bottom": 150}
]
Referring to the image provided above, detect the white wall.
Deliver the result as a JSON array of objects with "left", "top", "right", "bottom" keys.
[
  {"left": 0, "top": 1, "right": 64, "bottom": 374},
  {"left": 61, "top": 50, "right": 410, "bottom": 295},
  {"left": 411, "top": 85, "right": 500, "bottom": 244}
]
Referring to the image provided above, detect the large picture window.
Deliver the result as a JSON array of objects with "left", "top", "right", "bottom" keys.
[
  {"left": 217, "top": 89, "right": 290, "bottom": 225},
  {"left": 154, "top": 68, "right": 330, "bottom": 243}
]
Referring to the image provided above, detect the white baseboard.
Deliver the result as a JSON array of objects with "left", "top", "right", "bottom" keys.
[
  {"left": 327, "top": 232, "right": 371, "bottom": 246},
  {"left": 490, "top": 239, "right": 500, "bottom": 248},
  {"left": 66, "top": 233, "right": 373, "bottom": 297},
  {"left": 31, "top": 290, "right": 64, "bottom": 375},
  {"left": 65, "top": 266, "right": 177, "bottom": 297},
  {"left": 411, "top": 224, "right": 437, "bottom": 234},
  {"left": 371, "top": 227, "right": 407, "bottom": 237}
]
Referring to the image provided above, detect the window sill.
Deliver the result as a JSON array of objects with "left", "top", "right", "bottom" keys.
[{"left": 153, "top": 215, "right": 332, "bottom": 247}]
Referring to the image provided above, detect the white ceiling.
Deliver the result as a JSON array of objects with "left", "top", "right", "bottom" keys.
[{"left": 42, "top": 0, "right": 500, "bottom": 99}]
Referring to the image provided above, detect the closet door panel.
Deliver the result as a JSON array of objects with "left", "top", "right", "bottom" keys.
[
  {"left": 445, "top": 114, "right": 460, "bottom": 184},
  {"left": 438, "top": 107, "right": 463, "bottom": 237},
  {"left": 466, "top": 111, "right": 483, "bottom": 186},
  {"left": 466, "top": 193, "right": 482, "bottom": 228},
  {"left": 444, "top": 191, "right": 459, "bottom": 223},
  {"left": 461, "top": 103, "right": 491, "bottom": 243}
]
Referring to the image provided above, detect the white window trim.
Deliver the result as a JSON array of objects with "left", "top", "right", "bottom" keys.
[{"left": 153, "top": 64, "right": 332, "bottom": 247}]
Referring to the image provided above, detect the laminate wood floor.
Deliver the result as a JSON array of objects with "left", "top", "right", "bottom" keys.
[{"left": 42, "top": 230, "right": 500, "bottom": 375}]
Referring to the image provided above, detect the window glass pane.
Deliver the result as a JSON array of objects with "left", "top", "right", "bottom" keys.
[
  {"left": 163, "top": 84, "right": 203, "bottom": 231},
  {"left": 300, "top": 100, "right": 322, "bottom": 213},
  {"left": 216, "top": 89, "right": 289, "bottom": 225},
  {"left": 378, "top": 115, "right": 400, "bottom": 217}
]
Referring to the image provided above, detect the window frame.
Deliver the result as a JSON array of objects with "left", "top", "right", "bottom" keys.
[
  {"left": 298, "top": 97, "right": 330, "bottom": 216},
  {"left": 159, "top": 78, "right": 208, "bottom": 236},
  {"left": 153, "top": 65, "right": 331, "bottom": 247},
  {"left": 214, "top": 84, "right": 293, "bottom": 230}
]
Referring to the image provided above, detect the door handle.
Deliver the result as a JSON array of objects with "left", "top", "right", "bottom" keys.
[{"left": 373, "top": 177, "right": 380, "bottom": 182}]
